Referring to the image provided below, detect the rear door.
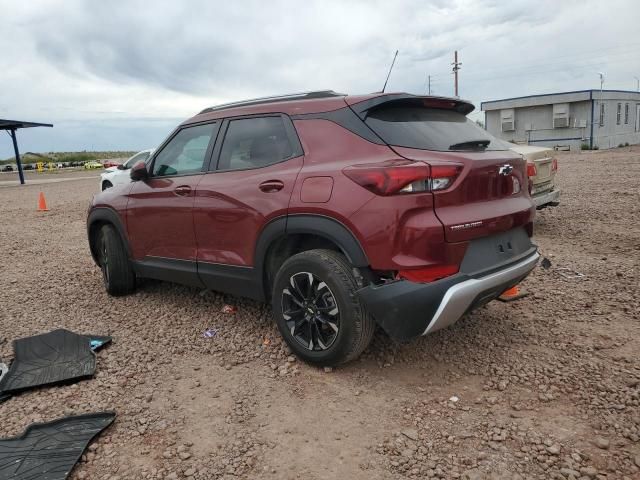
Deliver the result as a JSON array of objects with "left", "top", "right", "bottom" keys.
[
  {"left": 194, "top": 115, "right": 304, "bottom": 294},
  {"left": 362, "top": 99, "right": 534, "bottom": 243}
]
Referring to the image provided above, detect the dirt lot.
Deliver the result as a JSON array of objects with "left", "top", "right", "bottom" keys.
[{"left": 1, "top": 147, "right": 639, "bottom": 480}]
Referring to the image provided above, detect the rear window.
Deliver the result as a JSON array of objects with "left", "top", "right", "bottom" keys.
[{"left": 365, "top": 106, "right": 508, "bottom": 152}]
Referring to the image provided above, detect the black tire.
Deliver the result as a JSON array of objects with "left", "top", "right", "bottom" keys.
[
  {"left": 271, "top": 249, "right": 375, "bottom": 366},
  {"left": 102, "top": 181, "right": 113, "bottom": 191},
  {"left": 97, "top": 224, "right": 136, "bottom": 296}
]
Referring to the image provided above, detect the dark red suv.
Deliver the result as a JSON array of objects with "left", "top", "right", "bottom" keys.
[{"left": 87, "top": 91, "right": 539, "bottom": 365}]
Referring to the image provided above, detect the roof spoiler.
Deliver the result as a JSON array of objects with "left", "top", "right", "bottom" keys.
[{"left": 349, "top": 94, "right": 475, "bottom": 118}]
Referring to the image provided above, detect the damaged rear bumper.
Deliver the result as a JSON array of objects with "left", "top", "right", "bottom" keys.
[{"left": 357, "top": 241, "right": 539, "bottom": 341}]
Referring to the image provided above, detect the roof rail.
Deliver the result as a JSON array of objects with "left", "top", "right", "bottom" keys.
[{"left": 199, "top": 90, "right": 345, "bottom": 114}]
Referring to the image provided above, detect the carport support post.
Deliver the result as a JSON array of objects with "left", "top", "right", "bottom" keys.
[{"left": 10, "top": 128, "right": 25, "bottom": 185}]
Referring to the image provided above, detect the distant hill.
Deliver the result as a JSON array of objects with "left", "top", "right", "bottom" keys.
[{"left": 0, "top": 151, "right": 136, "bottom": 165}]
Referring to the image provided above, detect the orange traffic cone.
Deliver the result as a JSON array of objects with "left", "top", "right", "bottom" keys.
[
  {"left": 498, "top": 285, "right": 528, "bottom": 302},
  {"left": 37, "top": 192, "right": 49, "bottom": 211}
]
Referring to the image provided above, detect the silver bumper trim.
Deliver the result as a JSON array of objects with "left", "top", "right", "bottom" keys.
[
  {"left": 422, "top": 252, "right": 540, "bottom": 335},
  {"left": 532, "top": 188, "right": 560, "bottom": 207}
]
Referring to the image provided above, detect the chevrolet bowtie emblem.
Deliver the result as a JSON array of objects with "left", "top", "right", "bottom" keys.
[{"left": 498, "top": 164, "right": 514, "bottom": 176}]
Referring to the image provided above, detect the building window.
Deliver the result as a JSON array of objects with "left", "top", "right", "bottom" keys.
[
  {"left": 624, "top": 103, "right": 629, "bottom": 124},
  {"left": 599, "top": 103, "right": 605, "bottom": 127},
  {"left": 616, "top": 103, "right": 622, "bottom": 125}
]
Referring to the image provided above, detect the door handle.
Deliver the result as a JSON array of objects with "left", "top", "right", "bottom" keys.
[
  {"left": 174, "top": 185, "right": 192, "bottom": 196},
  {"left": 259, "top": 180, "right": 284, "bottom": 193}
]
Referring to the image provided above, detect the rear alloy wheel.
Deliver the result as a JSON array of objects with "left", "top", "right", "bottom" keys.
[
  {"left": 272, "top": 249, "right": 375, "bottom": 366},
  {"left": 282, "top": 271, "right": 340, "bottom": 351},
  {"left": 97, "top": 224, "right": 136, "bottom": 296}
]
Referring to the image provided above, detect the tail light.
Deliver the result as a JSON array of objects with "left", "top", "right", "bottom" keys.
[
  {"left": 343, "top": 160, "right": 462, "bottom": 196},
  {"left": 526, "top": 163, "right": 537, "bottom": 177},
  {"left": 397, "top": 264, "right": 459, "bottom": 283},
  {"left": 551, "top": 158, "right": 558, "bottom": 172}
]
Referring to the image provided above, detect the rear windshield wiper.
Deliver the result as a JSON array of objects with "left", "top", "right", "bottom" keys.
[{"left": 449, "top": 139, "right": 490, "bottom": 151}]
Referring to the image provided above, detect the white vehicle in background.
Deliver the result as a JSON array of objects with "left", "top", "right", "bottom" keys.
[
  {"left": 100, "top": 149, "right": 154, "bottom": 191},
  {"left": 507, "top": 143, "right": 560, "bottom": 209}
]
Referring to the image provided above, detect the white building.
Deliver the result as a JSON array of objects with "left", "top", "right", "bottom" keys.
[{"left": 481, "top": 90, "right": 640, "bottom": 150}]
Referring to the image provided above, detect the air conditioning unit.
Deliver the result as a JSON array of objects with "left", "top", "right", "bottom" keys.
[
  {"left": 501, "top": 109, "right": 515, "bottom": 132},
  {"left": 553, "top": 103, "right": 569, "bottom": 129}
]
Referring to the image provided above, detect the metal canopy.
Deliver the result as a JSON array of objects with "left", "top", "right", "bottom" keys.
[{"left": 1, "top": 118, "right": 53, "bottom": 185}]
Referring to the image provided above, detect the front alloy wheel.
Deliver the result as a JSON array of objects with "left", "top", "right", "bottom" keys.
[
  {"left": 282, "top": 272, "right": 340, "bottom": 351},
  {"left": 100, "top": 234, "right": 110, "bottom": 287},
  {"left": 96, "top": 224, "right": 136, "bottom": 296}
]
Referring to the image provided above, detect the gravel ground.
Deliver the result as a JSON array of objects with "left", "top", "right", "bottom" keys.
[{"left": 0, "top": 147, "right": 639, "bottom": 480}]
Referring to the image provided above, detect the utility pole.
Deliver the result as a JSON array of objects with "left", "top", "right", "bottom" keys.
[
  {"left": 452, "top": 51, "right": 461, "bottom": 97},
  {"left": 635, "top": 76, "right": 639, "bottom": 92},
  {"left": 427, "top": 75, "right": 431, "bottom": 95}
]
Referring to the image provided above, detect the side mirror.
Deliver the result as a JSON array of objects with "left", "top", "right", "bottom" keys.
[
  {"left": 117, "top": 164, "right": 125, "bottom": 170},
  {"left": 130, "top": 161, "right": 149, "bottom": 181}
]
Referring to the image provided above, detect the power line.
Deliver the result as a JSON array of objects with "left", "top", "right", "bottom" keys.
[
  {"left": 425, "top": 51, "right": 640, "bottom": 86},
  {"left": 460, "top": 55, "right": 640, "bottom": 84},
  {"left": 427, "top": 46, "right": 640, "bottom": 80}
]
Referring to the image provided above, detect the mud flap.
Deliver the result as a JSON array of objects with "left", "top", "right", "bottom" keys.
[{"left": 0, "top": 412, "right": 115, "bottom": 479}]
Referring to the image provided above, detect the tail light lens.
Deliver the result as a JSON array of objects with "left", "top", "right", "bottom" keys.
[
  {"left": 397, "top": 264, "right": 459, "bottom": 283},
  {"left": 526, "top": 163, "right": 537, "bottom": 177},
  {"left": 343, "top": 160, "right": 462, "bottom": 196},
  {"left": 551, "top": 158, "right": 558, "bottom": 172},
  {"left": 429, "top": 164, "right": 463, "bottom": 191}
]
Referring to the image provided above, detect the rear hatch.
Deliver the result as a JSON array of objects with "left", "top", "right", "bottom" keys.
[{"left": 357, "top": 96, "right": 535, "bottom": 243}]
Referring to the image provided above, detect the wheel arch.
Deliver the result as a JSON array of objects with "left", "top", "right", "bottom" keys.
[
  {"left": 255, "top": 215, "right": 369, "bottom": 300},
  {"left": 87, "top": 207, "right": 131, "bottom": 265}
]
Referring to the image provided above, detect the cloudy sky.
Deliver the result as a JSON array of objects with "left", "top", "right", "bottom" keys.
[{"left": 1, "top": 0, "right": 639, "bottom": 158}]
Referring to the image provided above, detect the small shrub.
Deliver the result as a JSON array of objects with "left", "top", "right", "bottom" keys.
[
  {"left": 625, "top": 142, "right": 629, "bottom": 147},
  {"left": 618, "top": 143, "right": 625, "bottom": 148},
  {"left": 580, "top": 143, "right": 590, "bottom": 150}
]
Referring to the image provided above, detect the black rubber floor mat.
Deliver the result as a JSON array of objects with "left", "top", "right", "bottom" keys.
[
  {"left": 0, "top": 329, "right": 110, "bottom": 396},
  {"left": 0, "top": 412, "right": 115, "bottom": 480},
  {"left": 0, "top": 363, "right": 8, "bottom": 403}
]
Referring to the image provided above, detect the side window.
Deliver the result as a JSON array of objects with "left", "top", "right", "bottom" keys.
[
  {"left": 217, "top": 116, "right": 295, "bottom": 171},
  {"left": 153, "top": 123, "right": 216, "bottom": 177}
]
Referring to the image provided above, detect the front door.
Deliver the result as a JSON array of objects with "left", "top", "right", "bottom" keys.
[
  {"left": 127, "top": 122, "right": 219, "bottom": 284},
  {"left": 194, "top": 115, "right": 304, "bottom": 296}
]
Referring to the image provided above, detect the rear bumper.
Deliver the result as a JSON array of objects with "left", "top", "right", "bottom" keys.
[
  {"left": 532, "top": 188, "right": 560, "bottom": 208},
  {"left": 357, "top": 249, "right": 539, "bottom": 341}
]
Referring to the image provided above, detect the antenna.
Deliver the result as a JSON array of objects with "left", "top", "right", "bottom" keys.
[{"left": 381, "top": 50, "right": 399, "bottom": 93}]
